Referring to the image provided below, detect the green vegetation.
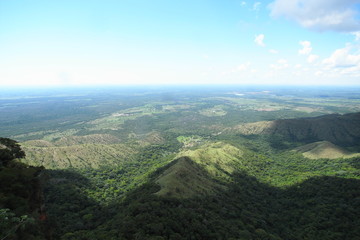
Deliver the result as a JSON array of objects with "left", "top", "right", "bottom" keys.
[
  {"left": 21, "top": 142, "right": 137, "bottom": 169},
  {"left": 0, "top": 138, "right": 48, "bottom": 239},
  {"left": 199, "top": 105, "right": 227, "bottom": 117},
  {"left": 154, "top": 156, "right": 224, "bottom": 198},
  {"left": 0, "top": 137, "right": 25, "bottom": 167},
  {"left": 88, "top": 173, "right": 359, "bottom": 240},
  {"left": 293, "top": 141, "right": 360, "bottom": 159},
  {"left": 1, "top": 87, "right": 360, "bottom": 239},
  {"left": 176, "top": 135, "right": 206, "bottom": 148}
]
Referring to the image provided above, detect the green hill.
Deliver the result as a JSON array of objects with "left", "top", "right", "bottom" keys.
[
  {"left": 67, "top": 152, "right": 360, "bottom": 240},
  {"left": 178, "top": 142, "right": 244, "bottom": 182},
  {"left": 154, "top": 156, "right": 223, "bottom": 198},
  {"left": 21, "top": 142, "right": 137, "bottom": 169},
  {"left": 2, "top": 90, "right": 359, "bottom": 240},
  {"left": 155, "top": 142, "right": 274, "bottom": 198},
  {"left": 19, "top": 132, "right": 166, "bottom": 169},
  {"left": 232, "top": 112, "right": 360, "bottom": 146},
  {"left": 293, "top": 141, "right": 360, "bottom": 159}
]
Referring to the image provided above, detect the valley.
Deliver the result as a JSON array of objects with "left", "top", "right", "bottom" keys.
[{"left": 1, "top": 86, "right": 360, "bottom": 239}]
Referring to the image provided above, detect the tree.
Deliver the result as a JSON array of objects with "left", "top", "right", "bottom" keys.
[
  {"left": 0, "top": 208, "right": 35, "bottom": 240},
  {"left": 0, "top": 138, "right": 25, "bottom": 167}
]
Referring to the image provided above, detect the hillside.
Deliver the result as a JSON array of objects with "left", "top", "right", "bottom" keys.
[
  {"left": 154, "top": 142, "right": 250, "bottom": 198},
  {"left": 0, "top": 138, "right": 49, "bottom": 239},
  {"left": 232, "top": 112, "right": 360, "bottom": 146},
  {"left": 71, "top": 149, "right": 360, "bottom": 240},
  {"left": 178, "top": 142, "right": 244, "bottom": 182},
  {"left": 21, "top": 141, "right": 137, "bottom": 169},
  {"left": 1, "top": 88, "right": 360, "bottom": 239},
  {"left": 293, "top": 141, "right": 360, "bottom": 159},
  {"left": 19, "top": 132, "right": 167, "bottom": 169},
  {"left": 155, "top": 156, "right": 223, "bottom": 198}
]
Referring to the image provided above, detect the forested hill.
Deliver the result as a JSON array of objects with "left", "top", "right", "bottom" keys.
[
  {"left": 1, "top": 88, "right": 360, "bottom": 239},
  {"left": 41, "top": 137, "right": 360, "bottom": 240},
  {"left": 60, "top": 152, "right": 360, "bottom": 240},
  {"left": 233, "top": 112, "right": 360, "bottom": 146}
]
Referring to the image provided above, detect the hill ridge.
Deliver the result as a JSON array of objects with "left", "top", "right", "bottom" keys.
[
  {"left": 154, "top": 142, "right": 256, "bottom": 199},
  {"left": 154, "top": 156, "right": 223, "bottom": 198},
  {"left": 293, "top": 140, "right": 360, "bottom": 159},
  {"left": 231, "top": 112, "right": 360, "bottom": 146}
]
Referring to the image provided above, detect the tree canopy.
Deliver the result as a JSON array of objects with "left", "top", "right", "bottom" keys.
[{"left": 0, "top": 137, "right": 25, "bottom": 167}]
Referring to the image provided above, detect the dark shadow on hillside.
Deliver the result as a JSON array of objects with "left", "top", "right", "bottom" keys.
[
  {"left": 0, "top": 165, "right": 51, "bottom": 240},
  {"left": 58, "top": 160, "right": 360, "bottom": 240},
  {"left": 265, "top": 112, "right": 360, "bottom": 147},
  {"left": 43, "top": 169, "right": 105, "bottom": 239},
  {"left": 349, "top": 157, "right": 360, "bottom": 169}
]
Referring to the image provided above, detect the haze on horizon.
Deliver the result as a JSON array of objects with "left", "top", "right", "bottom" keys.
[{"left": 1, "top": 0, "right": 360, "bottom": 87}]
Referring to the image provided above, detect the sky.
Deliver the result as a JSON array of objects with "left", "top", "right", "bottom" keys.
[{"left": 1, "top": 0, "right": 360, "bottom": 86}]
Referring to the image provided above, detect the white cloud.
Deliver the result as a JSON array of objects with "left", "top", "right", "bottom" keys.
[
  {"left": 253, "top": 2, "right": 261, "bottom": 11},
  {"left": 307, "top": 54, "right": 319, "bottom": 63},
  {"left": 270, "top": 0, "right": 360, "bottom": 32},
  {"left": 320, "top": 44, "right": 360, "bottom": 78},
  {"left": 323, "top": 44, "right": 360, "bottom": 68},
  {"left": 352, "top": 31, "right": 360, "bottom": 41},
  {"left": 277, "top": 59, "right": 286, "bottom": 64},
  {"left": 241, "top": 1, "right": 247, "bottom": 7},
  {"left": 298, "top": 41, "right": 312, "bottom": 55},
  {"left": 222, "top": 62, "right": 252, "bottom": 75},
  {"left": 269, "top": 49, "right": 278, "bottom": 54},
  {"left": 315, "top": 71, "right": 323, "bottom": 76},
  {"left": 237, "top": 62, "right": 251, "bottom": 71},
  {"left": 254, "top": 34, "right": 265, "bottom": 47},
  {"left": 294, "top": 64, "right": 302, "bottom": 68},
  {"left": 270, "top": 59, "right": 289, "bottom": 70}
]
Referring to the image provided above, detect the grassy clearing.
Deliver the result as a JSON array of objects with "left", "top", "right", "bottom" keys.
[
  {"left": 176, "top": 135, "right": 206, "bottom": 148},
  {"left": 87, "top": 105, "right": 164, "bottom": 130},
  {"left": 199, "top": 105, "right": 227, "bottom": 116}
]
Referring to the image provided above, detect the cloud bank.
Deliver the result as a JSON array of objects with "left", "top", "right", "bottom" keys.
[
  {"left": 323, "top": 45, "right": 360, "bottom": 68},
  {"left": 270, "top": 0, "right": 360, "bottom": 32}
]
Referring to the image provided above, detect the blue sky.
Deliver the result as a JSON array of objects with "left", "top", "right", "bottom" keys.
[{"left": 1, "top": 0, "right": 360, "bottom": 86}]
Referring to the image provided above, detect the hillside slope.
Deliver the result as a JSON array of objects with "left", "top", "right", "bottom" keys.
[
  {"left": 293, "top": 141, "right": 360, "bottom": 159},
  {"left": 178, "top": 142, "right": 244, "bottom": 181},
  {"left": 154, "top": 143, "right": 244, "bottom": 198},
  {"left": 232, "top": 112, "right": 360, "bottom": 146},
  {"left": 0, "top": 138, "right": 49, "bottom": 239},
  {"left": 21, "top": 142, "right": 137, "bottom": 169},
  {"left": 154, "top": 142, "right": 273, "bottom": 199},
  {"left": 76, "top": 159, "right": 360, "bottom": 240},
  {"left": 154, "top": 156, "right": 223, "bottom": 198}
]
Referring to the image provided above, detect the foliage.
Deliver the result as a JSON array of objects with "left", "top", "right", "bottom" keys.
[
  {"left": 61, "top": 172, "right": 360, "bottom": 240},
  {"left": 0, "top": 208, "right": 35, "bottom": 240},
  {"left": 0, "top": 139, "right": 48, "bottom": 239},
  {"left": 43, "top": 141, "right": 180, "bottom": 237},
  {"left": 0, "top": 138, "right": 25, "bottom": 167},
  {"left": 1, "top": 87, "right": 360, "bottom": 239}
]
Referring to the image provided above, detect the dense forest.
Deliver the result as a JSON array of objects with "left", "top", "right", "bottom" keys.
[
  {"left": 1, "top": 87, "right": 360, "bottom": 239},
  {"left": 0, "top": 138, "right": 50, "bottom": 239}
]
